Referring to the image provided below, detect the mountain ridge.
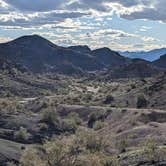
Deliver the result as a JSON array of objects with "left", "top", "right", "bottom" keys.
[
  {"left": 0, "top": 35, "right": 165, "bottom": 78},
  {"left": 120, "top": 48, "right": 166, "bottom": 61},
  {"left": 0, "top": 35, "right": 103, "bottom": 74}
]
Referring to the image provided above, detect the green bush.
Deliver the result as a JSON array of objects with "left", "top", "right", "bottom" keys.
[
  {"left": 42, "top": 108, "right": 60, "bottom": 128},
  {"left": 62, "top": 119, "right": 78, "bottom": 133},
  {"left": 93, "top": 121, "right": 105, "bottom": 130},
  {"left": 84, "top": 130, "right": 106, "bottom": 153},
  {"left": 14, "top": 127, "right": 30, "bottom": 141},
  {"left": 137, "top": 94, "right": 148, "bottom": 108},
  {"left": 67, "top": 112, "right": 82, "bottom": 125},
  {"left": 88, "top": 111, "right": 107, "bottom": 128},
  {"left": 144, "top": 139, "right": 159, "bottom": 163}
]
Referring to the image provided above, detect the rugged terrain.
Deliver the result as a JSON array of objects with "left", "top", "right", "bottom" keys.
[
  {"left": 0, "top": 72, "right": 165, "bottom": 165},
  {"left": 0, "top": 35, "right": 165, "bottom": 166}
]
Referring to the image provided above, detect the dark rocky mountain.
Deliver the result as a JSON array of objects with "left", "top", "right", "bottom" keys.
[
  {"left": 120, "top": 48, "right": 166, "bottom": 61},
  {"left": 0, "top": 35, "right": 103, "bottom": 74},
  {"left": 104, "top": 59, "right": 163, "bottom": 79},
  {"left": 153, "top": 54, "right": 166, "bottom": 69},
  {"left": 0, "top": 35, "right": 164, "bottom": 78},
  {"left": 92, "top": 47, "right": 130, "bottom": 68},
  {"left": 68, "top": 45, "right": 91, "bottom": 54}
]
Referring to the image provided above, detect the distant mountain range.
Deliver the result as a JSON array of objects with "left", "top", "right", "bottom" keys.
[
  {"left": 0, "top": 35, "right": 165, "bottom": 78},
  {"left": 119, "top": 48, "right": 166, "bottom": 61}
]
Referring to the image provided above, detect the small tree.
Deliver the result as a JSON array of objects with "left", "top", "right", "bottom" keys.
[{"left": 137, "top": 94, "right": 148, "bottom": 108}]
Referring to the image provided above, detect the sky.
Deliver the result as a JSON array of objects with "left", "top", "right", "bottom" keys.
[{"left": 0, "top": 0, "right": 166, "bottom": 51}]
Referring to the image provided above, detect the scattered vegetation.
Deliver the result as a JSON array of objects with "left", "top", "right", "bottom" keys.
[
  {"left": 20, "top": 129, "right": 112, "bottom": 166},
  {"left": 0, "top": 74, "right": 166, "bottom": 165}
]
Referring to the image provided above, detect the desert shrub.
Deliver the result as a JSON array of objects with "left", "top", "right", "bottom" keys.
[
  {"left": 14, "top": 127, "right": 30, "bottom": 141},
  {"left": 0, "top": 100, "right": 22, "bottom": 114},
  {"left": 20, "top": 147, "right": 45, "bottom": 166},
  {"left": 43, "top": 139, "right": 77, "bottom": 166},
  {"left": 144, "top": 139, "right": 160, "bottom": 163},
  {"left": 76, "top": 153, "right": 106, "bottom": 166},
  {"left": 74, "top": 129, "right": 107, "bottom": 153},
  {"left": 116, "top": 139, "right": 128, "bottom": 153},
  {"left": 61, "top": 119, "right": 78, "bottom": 133},
  {"left": 38, "top": 123, "right": 48, "bottom": 131},
  {"left": 93, "top": 121, "right": 105, "bottom": 130},
  {"left": 137, "top": 94, "right": 148, "bottom": 108},
  {"left": 83, "top": 93, "right": 93, "bottom": 102},
  {"left": 106, "top": 109, "right": 113, "bottom": 114},
  {"left": 88, "top": 111, "right": 107, "bottom": 128},
  {"left": 121, "top": 109, "right": 127, "bottom": 113},
  {"left": 84, "top": 130, "right": 107, "bottom": 153},
  {"left": 104, "top": 156, "right": 120, "bottom": 166},
  {"left": 103, "top": 95, "right": 114, "bottom": 104},
  {"left": 42, "top": 108, "right": 60, "bottom": 128},
  {"left": 67, "top": 112, "right": 82, "bottom": 125}
]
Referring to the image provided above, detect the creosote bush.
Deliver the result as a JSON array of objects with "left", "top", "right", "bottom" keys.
[
  {"left": 14, "top": 127, "right": 30, "bottom": 142},
  {"left": 144, "top": 139, "right": 160, "bottom": 163},
  {"left": 42, "top": 108, "right": 60, "bottom": 126},
  {"left": 93, "top": 121, "right": 105, "bottom": 130},
  {"left": 67, "top": 112, "right": 82, "bottom": 125},
  {"left": 88, "top": 110, "right": 108, "bottom": 128}
]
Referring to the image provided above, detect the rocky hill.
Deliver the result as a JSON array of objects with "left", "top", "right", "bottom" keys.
[
  {"left": 153, "top": 54, "right": 166, "bottom": 69},
  {"left": 92, "top": 47, "right": 130, "bottom": 68},
  {"left": 108, "top": 59, "right": 162, "bottom": 79},
  {"left": 0, "top": 35, "right": 103, "bottom": 74},
  {"left": 0, "top": 35, "right": 165, "bottom": 79}
]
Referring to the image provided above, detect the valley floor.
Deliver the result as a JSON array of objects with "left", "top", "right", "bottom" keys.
[{"left": 0, "top": 73, "right": 165, "bottom": 165}]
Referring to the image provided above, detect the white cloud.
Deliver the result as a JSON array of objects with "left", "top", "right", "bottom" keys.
[
  {"left": 139, "top": 26, "right": 152, "bottom": 32},
  {"left": 91, "top": 29, "right": 138, "bottom": 38},
  {"left": 3, "top": 0, "right": 68, "bottom": 11},
  {"left": 0, "top": 36, "right": 11, "bottom": 43},
  {"left": 0, "top": 0, "right": 165, "bottom": 30},
  {"left": 0, "top": 0, "right": 165, "bottom": 52},
  {"left": 142, "top": 36, "right": 157, "bottom": 42},
  {"left": 0, "top": 10, "right": 89, "bottom": 29}
]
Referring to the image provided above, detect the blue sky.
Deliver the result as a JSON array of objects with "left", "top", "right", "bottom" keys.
[{"left": 0, "top": 0, "right": 166, "bottom": 51}]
